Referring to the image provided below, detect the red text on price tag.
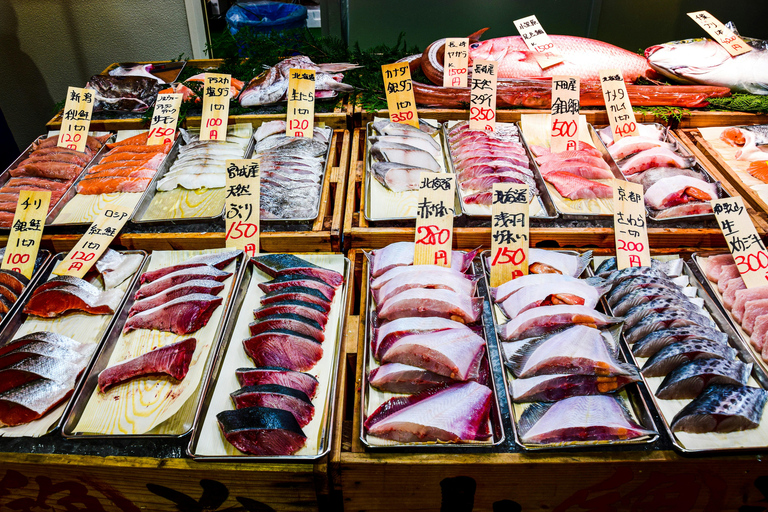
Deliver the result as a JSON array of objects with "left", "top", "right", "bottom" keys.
[{"left": 414, "top": 173, "right": 455, "bottom": 266}]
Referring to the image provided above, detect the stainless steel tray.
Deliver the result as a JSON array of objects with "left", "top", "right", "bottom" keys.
[
  {"left": 62, "top": 249, "right": 245, "bottom": 439},
  {"left": 0, "top": 249, "right": 52, "bottom": 335},
  {"left": 48, "top": 134, "right": 182, "bottom": 227},
  {"left": 481, "top": 249, "right": 659, "bottom": 451},
  {"left": 359, "top": 253, "right": 506, "bottom": 449},
  {"left": 188, "top": 254, "right": 350, "bottom": 461}
]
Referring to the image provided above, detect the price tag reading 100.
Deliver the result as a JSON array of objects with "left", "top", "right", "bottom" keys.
[
  {"left": 1, "top": 190, "right": 51, "bottom": 279},
  {"left": 200, "top": 73, "right": 231, "bottom": 141}
]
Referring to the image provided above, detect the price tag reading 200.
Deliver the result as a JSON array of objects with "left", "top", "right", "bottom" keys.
[
  {"left": 612, "top": 180, "right": 651, "bottom": 270},
  {"left": 550, "top": 76, "right": 580, "bottom": 153},
  {"left": 200, "top": 73, "right": 231, "bottom": 141},
  {"left": 469, "top": 60, "right": 497, "bottom": 132},
  {"left": 712, "top": 196, "right": 767, "bottom": 289},
  {"left": 57, "top": 87, "right": 94, "bottom": 153},
  {"left": 286, "top": 68, "right": 315, "bottom": 138},
  {"left": 490, "top": 183, "right": 529, "bottom": 288},
  {"left": 225, "top": 159, "right": 260, "bottom": 257},
  {"left": 382, "top": 62, "right": 419, "bottom": 128},
  {"left": 414, "top": 173, "right": 455, "bottom": 267}
]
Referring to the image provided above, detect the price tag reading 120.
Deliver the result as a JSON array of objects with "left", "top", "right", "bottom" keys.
[
  {"left": 712, "top": 196, "right": 767, "bottom": 289},
  {"left": 200, "top": 73, "right": 231, "bottom": 141},
  {"left": 414, "top": 172, "right": 455, "bottom": 267},
  {"left": 225, "top": 159, "right": 260, "bottom": 258},
  {"left": 612, "top": 180, "right": 651, "bottom": 270},
  {"left": 53, "top": 204, "right": 132, "bottom": 278},
  {"left": 1, "top": 191, "right": 51, "bottom": 279},
  {"left": 599, "top": 69, "right": 639, "bottom": 141},
  {"left": 382, "top": 62, "right": 419, "bottom": 128},
  {"left": 550, "top": 76, "right": 580, "bottom": 153},
  {"left": 443, "top": 38, "right": 469, "bottom": 88},
  {"left": 513, "top": 15, "right": 564, "bottom": 69},
  {"left": 490, "top": 183, "right": 529, "bottom": 288},
  {"left": 147, "top": 93, "right": 182, "bottom": 146},
  {"left": 286, "top": 68, "right": 315, "bottom": 138},
  {"left": 57, "top": 87, "right": 94, "bottom": 153},
  {"left": 469, "top": 60, "right": 497, "bottom": 132},
  {"left": 687, "top": 11, "right": 751, "bottom": 57}
]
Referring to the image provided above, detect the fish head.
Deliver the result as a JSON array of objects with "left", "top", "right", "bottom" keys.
[{"left": 645, "top": 38, "right": 730, "bottom": 83}]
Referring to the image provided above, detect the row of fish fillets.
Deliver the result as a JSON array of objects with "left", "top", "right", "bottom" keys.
[
  {"left": 253, "top": 121, "right": 332, "bottom": 220},
  {"left": 217, "top": 254, "right": 344, "bottom": 456},
  {"left": 156, "top": 126, "right": 252, "bottom": 192},
  {"left": 76, "top": 131, "right": 172, "bottom": 195},
  {"left": 596, "top": 257, "right": 767, "bottom": 435},
  {"left": 529, "top": 141, "right": 614, "bottom": 201},
  {"left": 0, "top": 133, "right": 111, "bottom": 226},
  {"left": 0, "top": 248, "right": 48, "bottom": 319},
  {"left": 599, "top": 124, "right": 720, "bottom": 219},
  {"left": 447, "top": 121, "right": 538, "bottom": 207},
  {"left": 492, "top": 250, "right": 654, "bottom": 445},
  {"left": 369, "top": 119, "right": 443, "bottom": 192},
  {"left": 362, "top": 241, "right": 495, "bottom": 444}
]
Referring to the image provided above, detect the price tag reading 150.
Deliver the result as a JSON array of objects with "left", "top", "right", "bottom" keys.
[
  {"left": 147, "top": 93, "right": 182, "bottom": 146},
  {"left": 200, "top": 73, "right": 231, "bottom": 141},
  {"left": 469, "top": 60, "right": 497, "bottom": 132},
  {"left": 550, "top": 76, "right": 580, "bottom": 153},
  {"left": 612, "top": 180, "right": 651, "bottom": 270},
  {"left": 1, "top": 190, "right": 51, "bottom": 279},
  {"left": 490, "top": 183, "right": 529, "bottom": 288},
  {"left": 382, "top": 62, "right": 419, "bottom": 128},
  {"left": 57, "top": 87, "right": 94, "bottom": 153},
  {"left": 712, "top": 196, "right": 767, "bottom": 289},
  {"left": 225, "top": 159, "right": 260, "bottom": 257},
  {"left": 414, "top": 173, "right": 455, "bottom": 267},
  {"left": 286, "top": 68, "right": 315, "bottom": 138}
]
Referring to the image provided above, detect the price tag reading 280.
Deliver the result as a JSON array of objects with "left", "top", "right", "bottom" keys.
[
  {"left": 57, "top": 87, "right": 94, "bottom": 153},
  {"left": 1, "top": 190, "right": 51, "bottom": 279},
  {"left": 612, "top": 180, "right": 651, "bottom": 269},
  {"left": 200, "top": 73, "right": 231, "bottom": 141},
  {"left": 225, "top": 159, "right": 260, "bottom": 257},
  {"left": 414, "top": 173, "right": 455, "bottom": 267},
  {"left": 53, "top": 204, "right": 132, "bottom": 278},
  {"left": 550, "top": 76, "right": 580, "bottom": 153},
  {"left": 382, "top": 62, "right": 419, "bottom": 128},
  {"left": 599, "top": 69, "right": 638, "bottom": 141},
  {"left": 469, "top": 60, "right": 497, "bottom": 132},
  {"left": 712, "top": 196, "right": 767, "bottom": 289},
  {"left": 490, "top": 183, "right": 529, "bottom": 288},
  {"left": 147, "top": 93, "right": 182, "bottom": 146},
  {"left": 286, "top": 68, "right": 315, "bottom": 138}
]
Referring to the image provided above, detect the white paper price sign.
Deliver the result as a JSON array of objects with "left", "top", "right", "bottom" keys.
[
  {"left": 612, "top": 180, "right": 651, "bottom": 269},
  {"left": 1, "top": 191, "right": 51, "bottom": 279},
  {"left": 147, "top": 93, "right": 182, "bottom": 146},
  {"left": 490, "top": 184, "right": 529, "bottom": 288},
  {"left": 200, "top": 73, "right": 231, "bottom": 141},
  {"left": 514, "top": 15, "right": 564, "bottom": 69},
  {"left": 687, "top": 11, "right": 751, "bottom": 57},
  {"left": 712, "top": 196, "right": 768, "bottom": 289},
  {"left": 443, "top": 38, "right": 469, "bottom": 88},
  {"left": 225, "top": 159, "right": 260, "bottom": 257},
  {"left": 286, "top": 68, "right": 315, "bottom": 138},
  {"left": 550, "top": 76, "right": 580, "bottom": 153},
  {"left": 414, "top": 173, "right": 455, "bottom": 267},
  {"left": 382, "top": 62, "right": 419, "bottom": 128},
  {"left": 469, "top": 60, "right": 498, "bottom": 132},
  {"left": 599, "top": 69, "right": 639, "bottom": 141},
  {"left": 57, "top": 87, "right": 94, "bottom": 153}
]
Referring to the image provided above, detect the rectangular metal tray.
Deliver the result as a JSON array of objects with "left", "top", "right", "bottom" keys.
[
  {"left": 62, "top": 249, "right": 246, "bottom": 439},
  {"left": 0, "top": 249, "right": 52, "bottom": 335},
  {"left": 188, "top": 254, "right": 350, "bottom": 461},
  {"left": 483, "top": 250, "right": 659, "bottom": 451},
  {"left": 359, "top": 252, "right": 506, "bottom": 450}
]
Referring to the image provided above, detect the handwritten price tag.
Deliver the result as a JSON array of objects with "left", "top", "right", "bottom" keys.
[
  {"left": 57, "top": 87, "right": 94, "bottom": 153},
  {"left": 712, "top": 196, "right": 767, "bottom": 289},
  {"left": 1, "top": 191, "right": 51, "bottom": 279},
  {"left": 490, "top": 184, "right": 529, "bottom": 288},
  {"left": 599, "top": 69, "right": 639, "bottom": 141},
  {"left": 382, "top": 62, "right": 419, "bottom": 128},
  {"left": 612, "top": 180, "right": 651, "bottom": 269},
  {"left": 469, "top": 60, "right": 497, "bottom": 132},
  {"left": 514, "top": 15, "right": 564, "bottom": 69},
  {"left": 225, "top": 159, "right": 260, "bottom": 257},
  {"left": 200, "top": 73, "right": 231, "bottom": 141},
  {"left": 414, "top": 173, "right": 455, "bottom": 267},
  {"left": 286, "top": 68, "right": 316, "bottom": 138},
  {"left": 443, "top": 38, "right": 469, "bottom": 88},
  {"left": 147, "top": 93, "right": 182, "bottom": 146},
  {"left": 687, "top": 11, "right": 751, "bottom": 57},
  {"left": 550, "top": 76, "right": 580, "bottom": 153}
]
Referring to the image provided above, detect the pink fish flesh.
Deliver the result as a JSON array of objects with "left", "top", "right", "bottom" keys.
[
  {"left": 231, "top": 384, "right": 314, "bottom": 427},
  {"left": 619, "top": 148, "right": 694, "bottom": 175},
  {"left": 253, "top": 300, "right": 328, "bottom": 328},
  {"left": 372, "top": 264, "right": 468, "bottom": 290},
  {"left": 373, "top": 317, "right": 470, "bottom": 361},
  {"left": 544, "top": 171, "right": 613, "bottom": 200},
  {"left": 458, "top": 170, "right": 537, "bottom": 192},
  {"left": 704, "top": 254, "right": 736, "bottom": 283},
  {"left": 123, "top": 294, "right": 223, "bottom": 335},
  {"left": 249, "top": 313, "right": 324, "bottom": 343},
  {"left": 377, "top": 288, "right": 483, "bottom": 323},
  {"left": 499, "top": 279, "right": 604, "bottom": 319},
  {"left": 743, "top": 299, "right": 768, "bottom": 335},
  {"left": 128, "top": 280, "right": 225, "bottom": 316},
  {"left": 492, "top": 273, "right": 586, "bottom": 302},
  {"left": 368, "top": 363, "right": 456, "bottom": 394},
  {"left": 717, "top": 265, "right": 740, "bottom": 294},
  {"left": 531, "top": 143, "right": 602, "bottom": 159},
  {"left": 732, "top": 288, "right": 768, "bottom": 323},
  {"left": 537, "top": 152, "right": 610, "bottom": 170},
  {"left": 373, "top": 267, "right": 477, "bottom": 308},
  {"left": 134, "top": 266, "right": 231, "bottom": 300},
  {"left": 243, "top": 330, "right": 323, "bottom": 372},
  {"left": 644, "top": 176, "right": 718, "bottom": 209},
  {"left": 724, "top": 277, "right": 746, "bottom": 311},
  {"left": 540, "top": 163, "right": 614, "bottom": 180},
  {"left": 608, "top": 136, "right": 673, "bottom": 160},
  {"left": 511, "top": 373, "right": 640, "bottom": 402},
  {"left": 236, "top": 367, "right": 319, "bottom": 399},
  {"left": 370, "top": 242, "right": 477, "bottom": 278},
  {"left": 499, "top": 305, "right": 620, "bottom": 341},
  {"left": 139, "top": 250, "right": 241, "bottom": 283},
  {"left": 652, "top": 202, "right": 714, "bottom": 219}
]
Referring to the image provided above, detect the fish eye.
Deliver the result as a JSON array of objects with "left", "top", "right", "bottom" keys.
[{"left": 470, "top": 43, "right": 480, "bottom": 49}]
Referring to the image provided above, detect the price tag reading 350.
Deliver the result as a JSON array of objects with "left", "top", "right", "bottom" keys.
[
  {"left": 599, "top": 69, "right": 639, "bottom": 141},
  {"left": 200, "top": 73, "right": 231, "bottom": 141},
  {"left": 612, "top": 181, "right": 651, "bottom": 269},
  {"left": 550, "top": 76, "right": 580, "bottom": 153},
  {"left": 712, "top": 196, "right": 767, "bottom": 289},
  {"left": 382, "top": 62, "right": 419, "bottom": 128},
  {"left": 514, "top": 15, "right": 564, "bottom": 69},
  {"left": 1, "top": 191, "right": 51, "bottom": 279},
  {"left": 225, "top": 159, "right": 260, "bottom": 257},
  {"left": 57, "top": 87, "right": 94, "bottom": 153},
  {"left": 490, "top": 183, "right": 529, "bottom": 288},
  {"left": 443, "top": 38, "right": 469, "bottom": 88},
  {"left": 147, "top": 93, "right": 182, "bottom": 146},
  {"left": 687, "top": 11, "right": 751, "bottom": 57},
  {"left": 286, "top": 68, "right": 315, "bottom": 138},
  {"left": 414, "top": 173, "right": 455, "bottom": 267},
  {"left": 53, "top": 204, "right": 132, "bottom": 278},
  {"left": 469, "top": 60, "right": 497, "bottom": 132}
]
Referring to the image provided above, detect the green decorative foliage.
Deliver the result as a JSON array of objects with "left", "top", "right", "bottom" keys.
[
  {"left": 634, "top": 106, "right": 691, "bottom": 123},
  {"left": 707, "top": 94, "right": 768, "bottom": 114}
]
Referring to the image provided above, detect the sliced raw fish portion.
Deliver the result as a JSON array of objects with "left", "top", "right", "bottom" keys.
[
  {"left": 253, "top": 300, "right": 328, "bottom": 328},
  {"left": 611, "top": 287, "right": 690, "bottom": 316},
  {"left": 249, "top": 313, "right": 324, "bottom": 343},
  {"left": 632, "top": 326, "right": 729, "bottom": 358},
  {"left": 123, "top": 294, "right": 223, "bottom": 335},
  {"left": 371, "top": 142, "right": 441, "bottom": 172},
  {"left": 607, "top": 275, "right": 683, "bottom": 306},
  {"left": 742, "top": 299, "right": 768, "bottom": 335},
  {"left": 0, "top": 378, "right": 74, "bottom": 427},
  {"left": 258, "top": 274, "right": 336, "bottom": 300},
  {"left": 716, "top": 265, "right": 740, "bottom": 294},
  {"left": 236, "top": 367, "right": 319, "bottom": 399},
  {"left": 540, "top": 163, "right": 614, "bottom": 180},
  {"left": 499, "top": 279, "right": 605, "bottom": 319},
  {"left": 671, "top": 384, "right": 768, "bottom": 433},
  {"left": 608, "top": 136, "right": 674, "bottom": 160},
  {"left": 544, "top": 171, "right": 612, "bottom": 200},
  {"left": 368, "top": 363, "right": 456, "bottom": 394},
  {"left": 373, "top": 317, "right": 470, "bottom": 360},
  {"left": 0, "top": 270, "right": 28, "bottom": 295},
  {"left": 0, "top": 332, "right": 86, "bottom": 359},
  {"left": 252, "top": 254, "right": 343, "bottom": 288},
  {"left": 624, "top": 309, "right": 716, "bottom": 344},
  {"left": 733, "top": 288, "right": 768, "bottom": 323},
  {"left": 34, "top": 275, "right": 101, "bottom": 295},
  {"left": 704, "top": 253, "right": 736, "bottom": 282},
  {"left": 499, "top": 305, "right": 620, "bottom": 341},
  {"left": 627, "top": 166, "right": 704, "bottom": 191},
  {"left": 0, "top": 355, "right": 82, "bottom": 394},
  {"left": 244, "top": 329, "right": 323, "bottom": 372},
  {"left": 134, "top": 266, "right": 231, "bottom": 300},
  {"left": 641, "top": 339, "right": 737, "bottom": 378},
  {"left": 529, "top": 249, "right": 592, "bottom": 278},
  {"left": 623, "top": 297, "right": 703, "bottom": 330},
  {"left": 511, "top": 372, "right": 640, "bottom": 403},
  {"left": 373, "top": 267, "right": 476, "bottom": 307},
  {"left": 260, "top": 287, "right": 331, "bottom": 311},
  {"left": 619, "top": 148, "right": 694, "bottom": 175},
  {"left": 101, "top": 253, "right": 144, "bottom": 289},
  {"left": 139, "top": 250, "right": 241, "bottom": 283},
  {"left": 371, "top": 263, "right": 472, "bottom": 290},
  {"left": 0, "top": 341, "right": 88, "bottom": 370},
  {"left": 24, "top": 284, "right": 121, "bottom": 318},
  {"left": 369, "top": 135, "right": 440, "bottom": 158},
  {"left": 129, "top": 280, "right": 225, "bottom": 316},
  {"left": 231, "top": 384, "right": 314, "bottom": 427},
  {"left": 369, "top": 242, "right": 476, "bottom": 277},
  {"left": 217, "top": 406, "right": 306, "bottom": 455},
  {"left": 645, "top": 176, "right": 718, "bottom": 209},
  {"left": 376, "top": 288, "right": 483, "bottom": 323},
  {"left": 723, "top": 277, "right": 747, "bottom": 311},
  {"left": 492, "top": 273, "right": 596, "bottom": 302},
  {"left": 652, "top": 202, "right": 714, "bottom": 219},
  {"left": 371, "top": 161, "right": 436, "bottom": 192},
  {"left": 656, "top": 359, "right": 752, "bottom": 400}
]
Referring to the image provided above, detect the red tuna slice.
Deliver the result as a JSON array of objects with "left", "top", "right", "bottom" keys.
[
  {"left": 217, "top": 406, "right": 306, "bottom": 456},
  {"left": 123, "top": 294, "right": 222, "bottom": 335},
  {"left": 370, "top": 242, "right": 478, "bottom": 278},
  {"left": 258, "top": 275, "right": 336, "bottom": 300},
  {"left": 243, "top": 329, "right": 323, "bottom": 372},
  {"left": 139, "top": 250, "right": 242, "bottom": 284},
  {"left": 0, "top": 379, "right": 74, "bottom": 427},
  {"left": 373, "top": 317, "right": 470, "bottom": 360},
  {"left": 253, "top": 300, "right": 329, "bottom": 328},
  {"left": 260, "top": 287, "right": 331, "bottom": 312},
  {"left": 0, "top": 354, "right": 82, "bottom": 394},
  {"left": 23, "top": 285, "right": 121, "bottom": 318},
  {"left": 236, "top": 367, "right": 319, "bottom": 399},
  {"left": 98, "top": 337, "right": 196, "bottom": 392},
  {"left": 251, "top": 254, "right": 343, "bottom": 288},
  {"left": 134, "top": 266, "right": 231, "bottom": 300},
  {"left": 0, "top": 341, "right": 88, "bottom": 371},
  {"left": 0, "top": 270, "right": 29, "bottom": 295},
  {"left": 380, "top": 327, "right": 485, "bottom": 381},
  {"left": 368, "top": 363, "right": 457, "bottom": 394},
  {"left": 704, "top": 253, "right": 735, "bottom": 283},
  {"left": 0, "top": 332, "right": 84, "bottom": 359},
  {"left": 249, "top": 313, "right": 325, "bottom": 342},
  {"left": 364, "top": 381, "right": 492, "bottom": 443},
  {"left": 230, "top": 384, "right": 314, "bottom": 427},
  {"left": 377, "top": 288, "right": 483, "bottom": 323},
  {"left": 128, "top": 280, "right": 225, "bottom": 316}
]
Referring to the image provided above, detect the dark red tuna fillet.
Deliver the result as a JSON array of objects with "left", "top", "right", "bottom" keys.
[
  {"left": 258, "top": 274, "right": 336, "bottom": 300},
  {"left": 252, "top": 254, "right": 343, "bottom": 287},
  {"left": 134, "top": 266, "right": 231, "bottom": 300},
  {"left": 139, "top": 250, "right": 241, "bottom": 284},
  {"left": 248, "top": 313, "right": 325, "bottom": 342},
  {"left": 230, "top": 384, "right": 315, "bottom": 427},
  {"left": 0, "top": 355, "right": 82, "bottom": 394},
  {"left": 261, "top": 287, "right": 331, "bottom": 312},
  {"left": 123, "top": 294, "right": 223, "bottom": 335},
  {"left": 0, "top": 332, "right": 84, "bottom": 359},
  {"left": 128, "top": 280, "right": 225, "bottom": 316},
  {"left": 253, "top": 300, "right": 328, "bottom": 327},
  {"left": 236, "top": 367, "right": 319, "bottom": 399},
  {"left": 217, "top": 406, "right": 307, "bottom": 456},
  {"left": 98, "top": 337, "right": 196, "bottom": 392},
  {"left": 0, "top": 269, "right": 29, "bottom": 295},
  {"left": 0, "top": 378, "right": 74, "bottom": 427},
  {"left": 243, "top": 329, "right": 323, "bottom": 372}
]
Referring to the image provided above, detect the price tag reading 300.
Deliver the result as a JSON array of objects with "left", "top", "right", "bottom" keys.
[
  {"left": 490, "top": 183, "right": 529, "bottom": 288},
  {"left": 200, "top": 73, "right": 231, "bottom": 141},
  {"left": 414, "top": 173, "right": 455, "bottom": 267},
  {"left": 712, "top": 196, "right": 767, "bottom": 289},
  {"left": 469, "top": 60, "right": 497, "bottom": 132},
  {"left": 225, "top": 159, "right": 260, "bottom": 257},
  {"left": 550, "top": 76, "right": 580, "bottom": 153},
  {"left": 57, "top": 87, "right": 94, "bottom": 153},
  {"left": 382, "top": 62, "right": 419, "bottom": 128},
  {"left": 1, "top": 190, "right": 51, "bottom": 279},
  {"left": 612, "top": 180, "right": 651, "bottom": 269}
]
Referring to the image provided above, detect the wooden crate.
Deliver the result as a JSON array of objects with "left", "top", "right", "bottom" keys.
[
  {"left": 331, "top": 249, "right": 768, "bottom": 512},
  {"left": 342, "top": 127, "right": 761, "bottom": 251}
]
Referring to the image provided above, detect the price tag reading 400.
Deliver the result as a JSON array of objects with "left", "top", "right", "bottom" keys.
[
  {"left": 550, "top": 76, "right": 580, "bottom": 153},
  {"left": 57, "top": 87, "right": 94, "bottom": 153},
  {"left": 490, "top": 183, "right": 529, "bottom": 288},
  {"left": 414, "top": 173, "right": 455, "bottom": 267},
  {"left": 443, "top": 38, "right": 469, "bottom": 88},
  {"left": 382, "top": 62, "right": 419, "bottom": 128},
  {"left": 147, "top": 93, "right": 182, "bottom": 146},
  {"left": 1, "top": 191, "right": 51, "bottom": 279},
  {"left": 513, "top": 15, "right": 564, "bottom": 69},
  {"left": 612, "top": 180, "right": 651, "bottom": 270},
  {"left": 225, "top": 159, "right": 260, "bottom": 257},
  {"left": 687, "top": 11, "right": 751, "bottom": 57},
  {"left": 286, "top": 68, "right": 315, "bottom": 138},
  {"left": 53, "top": 204, "right": 132, "bottom": 278},
  {"left": 599, "top": 69, "right": 639, "bottom": 141},
  {"left": 200, "top": 73, "right": 231, "bottom": 141},
  {"left": 712, "top": 196, "right": 767, "bottom": 289},
  {"left": 469, "top": 60, "right": 497, "bottom": 132}
]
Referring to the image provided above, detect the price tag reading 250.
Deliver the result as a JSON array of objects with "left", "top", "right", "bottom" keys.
[
  {"left": 490, "top": 183, "right": 529, "bottom": 288},
  {"left": 225, "top": 159, "right": 260, "bottom": 257},
  {"left": 414, "top": 173, "right": 455, "bottom": 267},
  {"left": 612, "top": 180, "right": 651, "bottom": 270},
  {"left": 382, "top": 62, "right": 419, "bottom": 128},
  {"left": 469, "top": 60, "right": 497, "bottom": 132},
  {"left": 712, "top": 196, "right": 767, "bottom": 289},
  {"left": 1, "top": 190, "right": 51, "bottom": 279},
  {"left": 200, "top": 73, "right": 231, "bottom": 141}
]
